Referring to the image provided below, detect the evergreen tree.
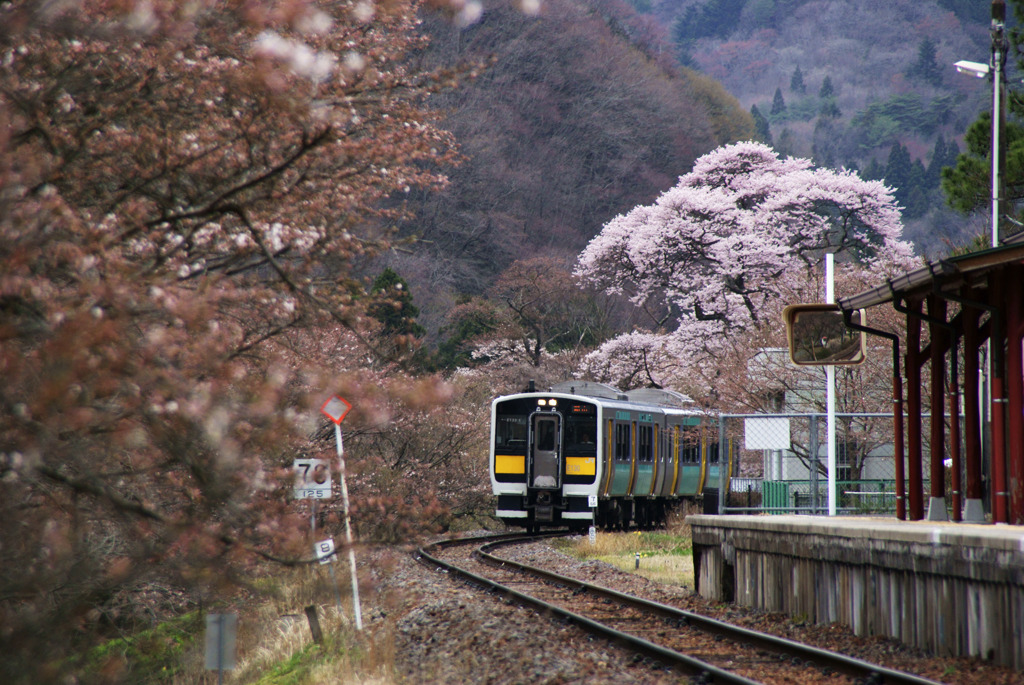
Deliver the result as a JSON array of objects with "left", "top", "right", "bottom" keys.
[
  {"left": 883, "top": 143, "right": 928, "bottom": 218},
  {"left": 819, "top": 76, "right": 834, "bottom": 99},
  {"left": 884, "top": 143, "right": 912, "bottom": 198},
  {"left": 906, "top": 37, "right": 943, "bottom": 87},
  {"left": 906, "top": 159, "right": 929, "bottom": 217},
  {"left": 862, "top": 157, "right": 885, "bottom": 182},
  {"left": 771, "top": 87, "right": 787, "bottom": 116},
  {"left": 819, "top": 98, "right": 842, "bottom": 119},
  {"left": 775, "top": 127, "right": 796, "bottom": 157},
  {"left": 812, "top": 117, "right": 840, "bottom": 168},
  {"left": 942, "top": 111, "right": 1024, "bottom": 219},
  {"left": 926, "top": 135, "right": 954, "bottom": 188},
  {"left": 369, "top": 267, "right": 426, "bottom": 338},
  {"left": 790, "top": 65, "right": 806, "bottom": 94},
  {"left": 750, "top": 104, "right": 773, "bottom": 145},
  {"left": 941, "top": 138, "right": 960, "bottom": 169}
]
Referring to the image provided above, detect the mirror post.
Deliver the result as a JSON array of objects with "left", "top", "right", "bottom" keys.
[{"left": 826, "top": 254, "right": 837, "bottom": 516}]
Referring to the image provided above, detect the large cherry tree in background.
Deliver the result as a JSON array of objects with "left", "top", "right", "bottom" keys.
[
  {"left": 575, "top": 142, "right": 917, "bottom": 396},
  {"left": 0, "top": 1, "right": 468, "bottom": 678}
]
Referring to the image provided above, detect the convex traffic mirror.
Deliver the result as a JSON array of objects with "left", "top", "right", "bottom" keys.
[{"left": 783, "top": 304, "right": 866, "bottom": 365}]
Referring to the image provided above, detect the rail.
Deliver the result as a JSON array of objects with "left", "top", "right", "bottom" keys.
[{"left": 417, "top": 532, "right": 944, "bottom": 685}]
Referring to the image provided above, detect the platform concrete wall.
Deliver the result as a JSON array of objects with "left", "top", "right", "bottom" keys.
[{"left": 688, "top": 515, "right": 1024, "bottom": 669}]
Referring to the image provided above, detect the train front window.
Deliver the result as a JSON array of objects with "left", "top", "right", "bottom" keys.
[
  {"left": 535, "top": 419, "right": 556, "bottom": 451},
  {"left": 565, "top": 416, "right": 597, "bottom": 452},
  {"left": 496, "top": 415, "right": 528, "bottom": 449}
]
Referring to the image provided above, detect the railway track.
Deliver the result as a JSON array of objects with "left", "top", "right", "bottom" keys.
[{"left": 417, "top": 531, "right": 945, "bottom": 685}]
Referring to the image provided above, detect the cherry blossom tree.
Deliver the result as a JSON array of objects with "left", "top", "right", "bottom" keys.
[
  {"left": 0, "top": 1, "right": 467, "bottom": 679},
  {"left": 575, "top": 141, "right": 916, "bottom": 390}
]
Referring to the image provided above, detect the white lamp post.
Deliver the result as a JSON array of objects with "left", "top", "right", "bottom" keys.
[{"left": 954, "top": 0, "right": 1007, "bottom": 249}]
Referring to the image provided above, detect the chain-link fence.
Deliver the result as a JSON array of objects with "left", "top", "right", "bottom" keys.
[{"left": 714, "top": 412, "right": 939, "bottom": 516}]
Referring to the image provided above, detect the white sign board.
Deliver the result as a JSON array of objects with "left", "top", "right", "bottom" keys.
[
  {"left": 315, "top": 538, "right": 337, "bottom": 565},
  {"left": 293, "top": 458, "right": 332, "bottom": 499},
  {"left": 204, "top": 613, "right": 237, "bottom": 671},
  {"left": 744, "top": 418, "right": 791, "bottom": 450}
]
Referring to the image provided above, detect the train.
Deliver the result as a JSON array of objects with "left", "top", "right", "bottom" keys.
[{"left": 489, "top": 380, "right": 732, "bottom": 531}]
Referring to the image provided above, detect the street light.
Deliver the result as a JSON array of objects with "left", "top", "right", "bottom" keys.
[
  {"left": 954, "top": 1, "right": 1007, "bottom": 249},
  {"left": 954, "top": 60, "right": 989, "bottom": 79}
]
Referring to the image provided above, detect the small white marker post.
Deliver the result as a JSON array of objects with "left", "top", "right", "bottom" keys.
[{"left": 320, "top": 395, "right": 362, "bottom": 630}]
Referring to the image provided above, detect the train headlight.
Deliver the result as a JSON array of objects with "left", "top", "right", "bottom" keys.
[
  {"left": 548, "top": 399, "right": 557, "bottom": 406},
  {"left": 538, "top": 399, "right": 547, "bottom": 406}
]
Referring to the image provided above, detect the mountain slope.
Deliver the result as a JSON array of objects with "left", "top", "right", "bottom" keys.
[{"left": 395, "top": 0, "right": 753, "bottom": 307}]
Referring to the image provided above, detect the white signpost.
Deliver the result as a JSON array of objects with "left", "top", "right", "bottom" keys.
[
  {"left": 292, "top": 458, "right": 332, "bottom": 500},
  {"left": 320, "top": 395, "right": 362, "bottom": 631},
  {"left": 204, "top": 613, "right": 237, "bottom": 685},
  {"left": 315, "top": 537, "right": 337, "bottom": 565}
]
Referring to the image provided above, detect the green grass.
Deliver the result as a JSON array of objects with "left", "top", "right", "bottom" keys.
[
  {"left": 252, "top": 641, "right": 324, "bottom": 685},
  {"left": 67, "top": 610, "right": 203, "bottom": 683}
]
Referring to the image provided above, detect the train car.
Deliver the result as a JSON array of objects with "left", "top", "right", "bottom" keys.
[{"left": 489, "top": 381, "right": 731, "bottom": 531}]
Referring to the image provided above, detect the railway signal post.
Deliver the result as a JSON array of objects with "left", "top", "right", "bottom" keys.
[{"left": 320, "top": 395, "right": 363, "bottom": 631}]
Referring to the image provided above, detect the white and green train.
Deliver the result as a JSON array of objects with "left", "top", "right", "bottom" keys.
[{"left": 489, "top": 381, "right": 732, "bottom": 531}]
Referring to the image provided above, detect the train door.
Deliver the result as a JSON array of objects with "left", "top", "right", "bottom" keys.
[
  {"left": 530, "top": 413, "right": 561, "bottom": 488},
  {"left": 653, "top": 423, "right": 669, "bottom": 496}
]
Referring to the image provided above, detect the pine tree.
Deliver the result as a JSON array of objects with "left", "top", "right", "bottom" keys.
[
  {"left": 369, "top": 267, "right": 426, "bottom": 338},
  {"left": 751, "top": 104, "right": 773, "bottom": 145},
  {"left": 819, "top": 98, "right": 842, "bottom": 119},
  {"left": 771, "top": 87, "right": 787, "bottom": 116},
  {"left": 862, "top": 157, "right": 885, "bottom": 182},
  {"left": 819, "top": 76, "right": 834, "bottom": 99},
  {"left": 790, "top": 65, "right": 806, "bottom": 95},
  {"left": 775, "top": 127, "right": 796, "bottom": 156},
  {"left": 884, "top": 144, "right": 911, "bottom": 194},
  {"left": 926, "top": 135, "right": 950, "bottom": 188},
  {"left": 907, "top": 38, "right": 943, "bottom": 87}
]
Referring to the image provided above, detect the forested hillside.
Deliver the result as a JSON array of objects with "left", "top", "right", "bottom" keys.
[
  {"left": 630, "top": 0, "right": 995, "bottom": 251},
  {"left": 389, "top": 0, "right": 754, "bottom": 337},
  {"left": 383, "top": 0, "right": 999, "bottom": 344}
]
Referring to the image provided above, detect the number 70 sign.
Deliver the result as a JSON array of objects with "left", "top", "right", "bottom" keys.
[{"left": 293, "top": 459, "right": 331, "bottom": 499}]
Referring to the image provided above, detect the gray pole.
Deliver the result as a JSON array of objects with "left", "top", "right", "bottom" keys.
[
  {"left": 718, "top": 416, "right": 727, "bottom": 514},
  {"left": 335, "top": 423, "right": 363, "bottom": 630},
  {"left": 216, "top": 614, "right": 224, "bottom": 685},
  {"left": 991, "top": 0, "right": 1006, "bottom": 248},
  {"left": 810, "top": 415, "right": 820, "bottom": 514}
]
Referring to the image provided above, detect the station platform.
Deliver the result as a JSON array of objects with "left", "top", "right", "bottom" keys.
[{"left": 686, "top": 514, "right": 1024, "bottom": 669}]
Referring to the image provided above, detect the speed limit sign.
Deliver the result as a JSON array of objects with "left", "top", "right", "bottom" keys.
[{"left": 293, "top": 459, "right": 332, "bottom": 500}]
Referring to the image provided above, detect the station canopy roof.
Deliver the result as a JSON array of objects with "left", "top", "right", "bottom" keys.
[{"left": 837, "top": 230, "right": 1024, "bottom": 312}]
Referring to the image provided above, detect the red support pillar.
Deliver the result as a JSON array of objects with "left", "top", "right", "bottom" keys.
[
  {"left": 927, "top": 295, "right": 947, "bottom": 519},
  {"left": 1006, "top": 265, "right": 1024, "bottom": 524},
  {"left": 962, "top": 290, "right": 983, "bottom": 518},
  {"left": 906, "top": 299, "right": 924, "bottom": 521},
  {"left": 990, "top": 272, "right": 1008, "bottom": 523},
  {"left": 893, "top": 355, "right": 907, "bottom": 521}
]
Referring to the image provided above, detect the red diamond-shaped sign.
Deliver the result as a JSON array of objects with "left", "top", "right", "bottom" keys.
[{"left": 320, "top": 395, "right": 352, "bottom": 424}]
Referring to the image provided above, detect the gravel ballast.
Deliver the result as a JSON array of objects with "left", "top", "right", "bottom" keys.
[{"left": 364, "top": 535, "right": 1023, "bottom": 684}]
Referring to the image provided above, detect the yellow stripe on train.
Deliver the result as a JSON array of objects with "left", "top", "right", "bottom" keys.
[
  {"left": 565, "top": 456, "right": 596, "bottom": 476},
  {"left": 494, "top": 454, "right": 526, "bottom": 474}
]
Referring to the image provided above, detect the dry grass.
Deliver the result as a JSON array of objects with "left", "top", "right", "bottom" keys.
[
  {"left": 554, "top": 505, "right": 698, "bottom": 589},
  {"left": 168, "top": 564, "right": 398, "bottom": 684}
]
